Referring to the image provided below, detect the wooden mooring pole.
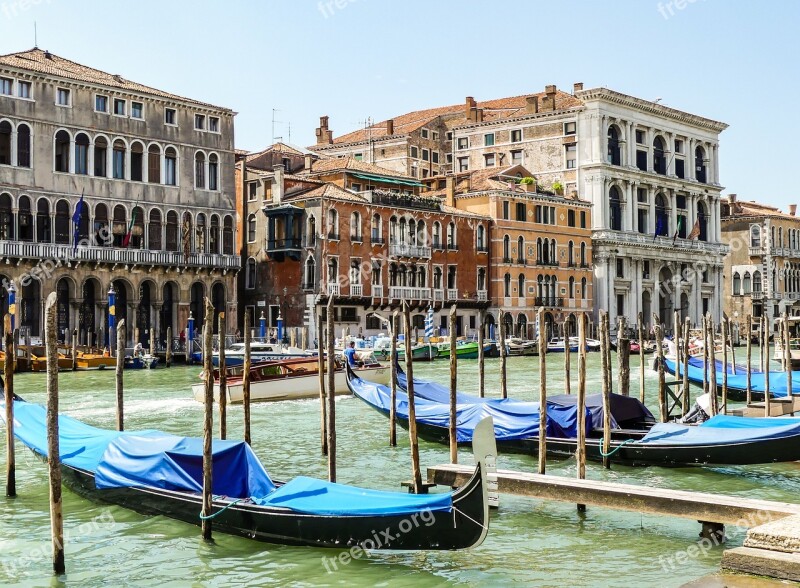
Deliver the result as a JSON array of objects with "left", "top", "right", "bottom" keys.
[
  {"left": 576, "top": 313, "right": 588, "bottom": 509},
  {"left": 707, "top": 315, "right": 719, "bottom": 416},
  {"left": 618, "top": 316, "right": 630, "bottom": 396},
  {"left": 564, "top": 322, "right": 571, "bottom": 395},
  {"left": 327, "top": 296, "right": 336, "bottom": 482},
  {"left": 165, "top": 326, "right": 172, "bottom": 368},
  {"left": 538, "top": 307, "right": 547, "bottom": 475},
  {"left": 317, "top": 309, "right": 327, "bottom": 456},
  {"left": 637, "top": 312, "right": 646, "bottom": 404},
  {"left": 721, "top": 318, "right": 729, "bottom": 415},
  {"left": 243, "top": 312, "right": 251, "bottom": 446},
  {"left": 763, "top": 316, "right": 771, "bottom": 418},
  {"left": 654, "top": 322, "right": 667, "bottom": 423},
  {"left": 746, "top": 314, "right": 752, "bottom": 405},
  {"left": 784, "top": 311, "right": 793, "bottom": 399},
  {"left": 682, "top": 317, "right": 690, "bottom": 416},
  {"left": 201, "top": 298, "right": 215, "bottom": 541},
  {"left": 600, "top": 312, "right": 612, "bottom": 468},
  {"left": 449, "top": 304, "right": 458, "bottom": 464},
  {"left": 499, "top": 309, "right": 508, "bottom": 399},
  {"left": 389, "top": 311, "right": 398, "bottom": 447},
  {"left": 71, "top": 328, "right": 77, "bottom": 371},
  {"left": 44, "top": 292, "right": 65, "bottom": 574},
  {"left": 604, "top": 313, "right": 612, "bottom": 395},
  {"left": 115, "top": 319, "right": 125, "bottom": 432},
  {"left": 5, "top": 315, "right": 15, "bottom": 498},
  {"left": 403, "top": 302, "right": 422, "bottom": 493},
  {"left": 218, "top": 312, "right": 227, "bottom": 441},
  {"left": 478, "top": 308, "right": 485, "bottom": 398}
]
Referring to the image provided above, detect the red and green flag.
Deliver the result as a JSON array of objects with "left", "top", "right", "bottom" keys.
[{"left": 122, "top": 206, "right": 138, "bottom": 248}]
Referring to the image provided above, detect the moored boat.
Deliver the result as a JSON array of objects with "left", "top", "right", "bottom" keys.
[
  {"left": 506, "top": 338, "right": 538, "bottom": 356},
  {"left": 1, "top": 392, "right": 489, "bottom": 550},
  {"left": 191, "top": 341, "right": 314, "bottom": 367},
  {"left": 435, "top": 340, "right": 493, "bottom": 359}
]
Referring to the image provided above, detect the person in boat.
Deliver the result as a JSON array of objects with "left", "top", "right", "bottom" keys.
[
  {"left": 344, "top": 341, "right": 359, "bottom": 367},
  {"left": 133, "top": 342, "right": 144, "bottom": 358}
]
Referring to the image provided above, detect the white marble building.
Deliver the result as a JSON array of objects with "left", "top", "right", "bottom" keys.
[{"left": 575, "top": 88, "right": 729, "bottom": 331}]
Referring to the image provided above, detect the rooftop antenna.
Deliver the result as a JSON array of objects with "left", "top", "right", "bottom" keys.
[
  {"left": 34, "top": 22, "right": 38, "bottom": 48},
  {"left": 272, "top": 108, "right": 283, "bottom": 143}
]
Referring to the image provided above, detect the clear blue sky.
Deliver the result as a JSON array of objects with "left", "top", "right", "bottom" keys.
[{"left": 2, "top": 0, "right": 796, "bottom": 208}]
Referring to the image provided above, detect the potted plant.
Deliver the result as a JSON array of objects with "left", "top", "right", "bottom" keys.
[
  {"left": 552, "top": 181, "right": 564, "bottom": 196},
  {"left": 519, "top": 176, "right": 536, "bottom": 193}
]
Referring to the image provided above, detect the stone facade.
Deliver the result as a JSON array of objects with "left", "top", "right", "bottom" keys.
[{"left": 0, "top": 49, "right": 238, "bottom": 346}]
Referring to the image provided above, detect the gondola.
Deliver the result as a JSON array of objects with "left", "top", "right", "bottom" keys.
[
  {"left": 0, "top": 391, "right": 489, "bottom": 550},
  {"left": 347, "top": 365, "right": 800, "bottom": 467}
]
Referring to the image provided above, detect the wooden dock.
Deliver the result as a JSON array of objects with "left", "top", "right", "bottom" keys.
[{"left": 427, "top": 463, "right": 800, "bottom": 526}]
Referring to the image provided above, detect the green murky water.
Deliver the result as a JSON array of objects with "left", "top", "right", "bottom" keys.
[{"left": 0, "top": 351, "right": 797, "bottom": 587}]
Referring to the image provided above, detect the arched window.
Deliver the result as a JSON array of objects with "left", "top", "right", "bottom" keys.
[
  {"left": 504, "top": 272, "right": 511, "bottom": 297},
  {"left": 653, "top": 135, "right": 667, "bottom": 175},
  {"left": 247, "top": 214, "right": 256, "bottom": 242},
  {"left": 433, "top": 266, "right": 442, "bottom": 289},
  {"left": 743, "top": 272, "right": 751, "bottom": 294},
  {"left": 580, "top": 242, "right": 587, "bottom": 266},
  {"left": 550, "top": 239, "right": 557, "bottom": 262},
  {"left": 94, "top": 136, "right": 108, "bottom": 177},
  {"left": 389, "top": 216, "right": 399, "bottom": 244},
  {"left": 350, "top": 211, "right": 362, "bottom": 241},
  {"left": 477, "top": 224, "right": 486, "bottom": 250},
  {"left": 304, "top": 256, "right": 315, "bottom": 289},
  {"left": 607, "top": 125, "right": 621, "bottom": 165},
  {"left": 112, "top": 205, "right": 127, "bottom": 247},
  {"left": 93, "top": 203, "right": 107, "bottom": 246},
  {"left": 517, "top": 236, "right": 525, "bottom": 263},
  {"left": 148, "top": 144, "right": 161, "bottom": 183},
  {"left": 581, "top": 277, "right": 587, "bottom": 299},
  {"left": 209, "top": 215, "right": 220, "bottom": 254},
  {"left": 245, "top": 257, "right": 256, "bottom": 289},
  {"left": 609, "top": 186, "right": 622, "bottom": 231},
  {"left": 148, "top": 209, "right": 162, "bottom": 250},
  {"left": 165, "top": 147, "right": 177, "bottom": 185},
  {"left": 18, "top": 195, "right": 32, "bottom": 241},
  {"left": 72, "top": 133, "right": 89, "bottom": 175},
  {"left": 732, "top": 272, "right": 741, "bottom": 295},
  {"left": 750, "top": 224, "right": 761, "bottom": 248},
  {"left": 0, "top": 193, "right": 13, "bottom": 240},
  {"left": 447, "top": 222, "right": 456, "bottom": 249},
  {"left": 195, "top": 213, "right": 206, "bottom": 253},
  {"left": 568, "top": 241, "right": 574, "bottom": 266},
  {"left": 418, "top": 266, "right": 426, "bottom": 288},
  {"left": 16, "top": 123, "right": 30, "bottom": 168},
  {"left": 208, "top": 153, "right": 219, "bottom": 190},
  {"left": 0, "top": 121, "right": 11, "bottom": 165},
  {"left": 569, "top": 276, "right": 575, "bottom": 298},
  {"left": 753, "top": 270, "right": 762, "bottom": 294},
  {"left": 503, "top": 235, "right": 510, "bottom": 261},
  {"left": 349, "top": 259, "right": 360, "bottom": 286},
  {"left": 222, "top": 215, "right": 234, "bottom": 254},
  {"left": 408, "top": 219, "right": 416, "bottom": 245},
  {"left": 328, "top": 257, "right": 339, "bottom": 285},
  {"left": 195, "top": 151, "right": 206, "bottom": 188},
  {"left": 417, "top": 220, "right": 426, "bottom": 246},
  {"left": 654, "top": 193, "right": 669, "bottom": 236},
  {"left": 113, "top": 139, "right": 126, "bottom": 179},
  {"left": 166, "top": 211, "right": 179, "bottom": 251},
  {"left": 129, "top": 205, "right": 144, "bottom": 248},
  {"left": 399, "top": 217, "right": 407, "bottom": 243},
  {"left": 537, "top": 238, "right": 543, "bottom": 263},
  {"left": 695, "top": 146, "right": 707, "bottom": 183},
  {"left": 327, "top": 208, "right": 338, "bottom": 239},
  {"left": 477, "top": 267, "right": 486, "bottom": 291},
  {"left": 54, "top": 199, "right": 70, "bottom": 244},
  {"left": 518, "top": 273, "right": 525, "bottom": 297},
  {"left": 54, "top": 130, "right": 70, "bottom": 172},
  {"left": 432, "top": 221, "right": 441, "bottom": 248},
  {"left": 371, "top": 213, "right": 382, "bottom": 242},
  {"left": 130, "top": 141, "right": 144, "bottom": 181},
  {"left": 306, "top": 215, "right": 317, "bottom": 246}
]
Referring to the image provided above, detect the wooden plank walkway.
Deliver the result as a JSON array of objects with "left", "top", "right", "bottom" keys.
[{"left": 427, "top": 463, "right": 800, "bottom": 526}]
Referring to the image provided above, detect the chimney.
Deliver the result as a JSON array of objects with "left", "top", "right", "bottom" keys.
[
  {"left": 790, "top": 204, "right": 797, "bottom": 217},
  {"left": 573, "top": 82, "right": 584, "bottom": 93},
  {"left": 525, "top": 96, "right": 539, "bottom": 114},
  {"left": 272, "top": 164, "right": 284, "bottom": 204},
  {"left": 445, "top": 175, "right": 455, "bottom": 208},
  {"left": 465, "top": 96, "right": 476, "bottom": 118},
  {"left": 304, "top": 153, "right": 313, "bottom": 172},
  {"left": 728, "top": 193, "right": 737, "bottom": 204},
  {"left": 544, "top": 84, "right": 557, "bottom": 111},
  {"left": 315, "top": 115, "right": 333, "bottom": 145},
  {"left": 386, "top": 118, "right": 394, "bottom": 135},
  {"left": 476, "top": 108, "right": 484, "bottom": 123}
]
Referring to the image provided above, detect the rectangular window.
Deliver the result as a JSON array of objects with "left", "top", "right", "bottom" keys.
[
  {"left": 457, "top": 137, "right": 469, "bottom": 150},
  {"left": 432, "top": 151, "right": 439, "bottom": 163},
  {"left": 131, "top": 101, "right": 144, "bottom": 119},
  {"left": 209, "top": 116, "right": 220, "bottom": 132},
  {"left": 432, "top": 131, "right": 439, "bottom": 141},
  {"left": 484, "top": 133, "right": 495, "bottom": 147},
  {"left": 484, "top": 153, "right": 495, "bottom": 167},
  {"left": 113, "top": 146, "right": 125, "bottom": 179},
  {"left": 616, "top": 259, "right": 624, "bottom": 278},
  {"left": 165, "top": 156, "right": 176, "bottom": 186},
  {"left": 565, "top": 143, "right": 576, "bottom": 169},
  {"left": 195, "top": 114, "right": 206, "bottom": 130},
  {"left": 511, "top": 150, "right": 523, "bottom": 165},
  {"left": 674, "top": 139, "right": 684, "bottom": 154},
  {"left": 580, "top": 211, "right": 586, "bottom": 228},
  {"left": 421, "top": 128, "right": 429, "bottom": 139},
  {"left": 637, "top": 188, "right": 647, "bottom": 202},
  {"left": 95, "top": 95, "right": 108, "bottom": 113},
  {"left": 643, "top": 260, "right": 651, "bottom": 279},
  {"left": 17, "top": 81, "right": 31, "bottom": 98},
  {"left": 422, "top": 149, "right": 429, "bottom": 161},
  {"left": 0, "top": 78, "right": 12, "bottom": 95},
  {"left": 564, "top": 122, "right": 576, "bottom": 135},
  {"left": 248, "top": 182, "right": 257, "bottom": 201},
  {"left": 636, "top": 150, "right": 647, "bottom": 171},
  {"left": 516, "top": 202, "right": 526, "bottom": 221},
  {"left": 502, "top": 201, "right": 510, "bottom": 220},
  {"left": 446, "top": 153, "right": 453, "bottom": 164},
  {"left": 113, "top": 98, "right": 126, "bottom": 116},
  {"left": 165, "top": 108, "right": 176, "bottom": 125},
  {"left": 675, "top": 159, "right": 685, "bottom": 179},
  {"left": 458, "top": 157, "right": 469, "bottom": 172},
  {"left": 616, "top": 294, "right": 624, "bottom": 316},
  {"left": 351, "top": 183, "right": 362, "bottom": 192},
  {"left": 56, "top": 87, "right": 70, "bottom": 106},
  {"left": 638, "top": 208, "right": 648, "bottom": 234},
  {"left": 635, "top": 130, "right": 645, "bottom": 144},
  {"left": 446, "top": 131, "right": 453, "bottom": 141},
  {"left": 511, "top": 129, "right": 522, "bottom": 143},
  {"left": 410, "top": 146, "right": 418, "bottom": 158},
  {"left": 353, "top": 153, "right": 363, "bottom": 161}
]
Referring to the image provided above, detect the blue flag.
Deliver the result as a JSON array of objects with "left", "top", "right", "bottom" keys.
[
  {"left": 72, "top": 190, "right": 85, "bottom": 254},
  {"left": 653, "top": 214, "right": 664, "bottom": 242}
]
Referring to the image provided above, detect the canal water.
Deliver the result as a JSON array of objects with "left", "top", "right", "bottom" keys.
[{"left": 1, "top": 351, "right": 797, "bottom": 587}]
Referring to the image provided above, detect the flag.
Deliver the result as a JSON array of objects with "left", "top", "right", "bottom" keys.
[
  {"left": 687, "top": 218, "right": 701, "bottom": 240},
  {"left": 71, "top": 190, "right": 85, "bottom": 254},
  {"left": 672, "top": 216, "right": 683, "bottom": 246},
  {"left": 653, "top": 214, "right": 664, "bottom": 242},
  {"left": 122, "top": 205, "right": 138, "bottom": 248}
]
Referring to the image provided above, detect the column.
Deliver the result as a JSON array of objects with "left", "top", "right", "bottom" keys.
[
  {"left": 668, "top": 188, "right": 677, "bottom": 237},
  {"left": 648, "top": 187, "right": 655, "bottom": 234},
  {"left": 687, "top": 138, "right": 695, "bottom": 181},
  {"left": 88, "top": 138, "right": 95, "bottom": 177},
  {"left": 626, "top": 181, "right": 636, "bottom": 232},
  {"left": 10, "top": 127, "right": 17, "bottom": 167},
  {"left": 125, "top": 147, "right": 131, "bottom": 181},
  {"left": 666, "top": 132, "right": 675, "bottom": 176},
  {"left": 152, "top": 302, "right": 162, "bottom": 344},
  {"left": 627, "top": 121, "right": 636, "bottom": 167},
  {"left": 713, "top": 144, "right": 720, "bottom": 185},
  {"left": 69, "top": 138, "right": 76, "bottom": 174}
]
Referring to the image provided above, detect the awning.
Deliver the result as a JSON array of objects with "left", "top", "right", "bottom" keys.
[{"left": 349, "top": 173, "right": 424, "bottom": 187}]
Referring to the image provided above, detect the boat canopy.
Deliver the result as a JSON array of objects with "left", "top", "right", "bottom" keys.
[
  {"left": 664, "top": 357, "right": 797, "bottom": 397},
  {"left": 637, "top": 415, "right": 800, "bottom": 446}
]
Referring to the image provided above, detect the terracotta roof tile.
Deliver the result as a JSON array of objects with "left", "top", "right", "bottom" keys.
[
  {"left": 287, "top": 183, "right": 368, "bottom": 203},
  {"left": 309, "top": 157, "right": 416, "bottom": 180},
  {"left": 0, "top": 48, "right": 230, "bottom": 111}
]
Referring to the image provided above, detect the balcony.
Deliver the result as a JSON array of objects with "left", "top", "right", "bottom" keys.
[
  {"left": 0, "top": 241, "right": 241, "bottom": 270},
  {"left": 366, "top": 191, "right": 442, "bottom": 211},
  {"left": 350, "top": 233, "right": 364, "bottom": 243},
  {"left": 388, "top": 286, "right": 432, "bottom": 300},
  {"left": 535, "top": 296, "right": 564, "bottom": 308},
  {"left": 372, "top": 284, "right": 384, "bottom": 298},
  {"left": 327, "top": 283, "right": 340, "bottom": 296},
  {"left": 447, "top": 288, "right": 459, "bottom": 301},
  {"left": 516, "top": 258, "right": 527, "bottom": 266},
  {"left": 751, "top": 291, "right": 764, "bottom": 300},
  {"left": 371, "top": 235, "right": 385, "bottom": 245},
  {"left": 389, "top": 243, "right": 432, "bottom": 259},
  {"left": 301, "top": 282, "right": 315, "bottom": 291},
  {"left": 476, "top": 244, "right": 489, "bottom": 253},
  {"left": 327, "top": 231, "right": 340, "bottom": 241},
  {"left": 434, "top": 289, "right": 444, "bottom": 301},
  {"left": 517, "top": 297, "right": 527, "bottom": 308},
  {"left": 748, "top": 246, "right": 764, "bottom": 257},
  {"left": 477, "top": 290, "right": 488, "bottom": 301},
  {"left": 592, "top": 230, "right": 728, "bottom": 256},
  {"left": 267, "top": 238, "right": 301, "bottom": 251},
  {"left": 536, "top": 259, "right": 560, "bottom": 267},
  {"left": 432, "top": 240, "right": 444, "bottom": 251},
  {"left": 350, "top": 284, "right": 363, "bottom": 297}
]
